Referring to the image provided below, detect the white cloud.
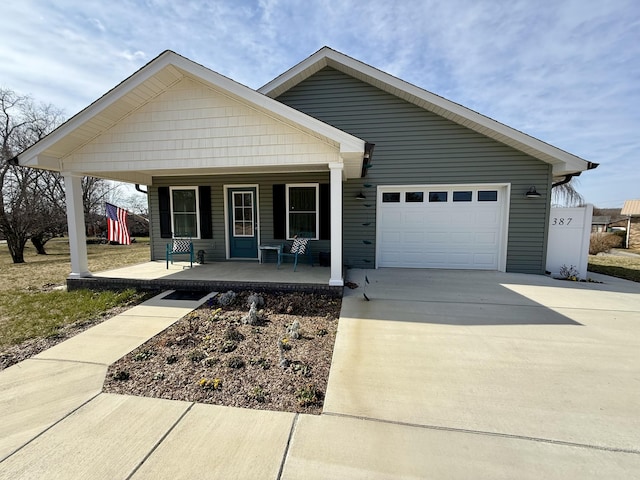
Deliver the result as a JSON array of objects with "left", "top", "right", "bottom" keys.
[{"left": 1, "top": 0, "right": 638, "bottom": 206}]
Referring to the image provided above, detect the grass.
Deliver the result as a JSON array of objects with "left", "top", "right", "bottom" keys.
[
  {"left": 0, "top": 289, "right": 143, "bottom": 348},
  {"left": 0, "top": 237, "right": 151, "bottom": 291},
  {"left": 588, "top": 251, "right": 640, "bottom": 283},
  {"left": 0, "top": 237, "right": 151, "bottom": 349}
]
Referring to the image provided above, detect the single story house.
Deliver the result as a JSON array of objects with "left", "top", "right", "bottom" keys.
[
  {"left": 591, "top": 216, "right": 611, "bottom": 233},
  {"left": 13, "top": 47, "right": 597, "bottom": 286},
  {"left": 621, "top": 200, "right": 640, "bottom": 249}
]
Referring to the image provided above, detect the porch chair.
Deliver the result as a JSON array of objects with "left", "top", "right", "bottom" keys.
[
  {"left": 166, "top": 238, "right": 194, "bottom": 269},
  {"left": 277, "top": 236, "right": 313, "bottom": 271}
]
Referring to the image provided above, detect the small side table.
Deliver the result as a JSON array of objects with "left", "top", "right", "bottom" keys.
[{"left": 258, "top": 244, "right": 281, "bottom": 264}]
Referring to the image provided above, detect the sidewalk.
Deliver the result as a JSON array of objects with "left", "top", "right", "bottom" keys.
[{"left": 0, "top": 291, "right": 217, "bottom": 463}]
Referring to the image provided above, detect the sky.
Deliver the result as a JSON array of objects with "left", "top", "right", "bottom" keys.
[{"left": 1, "top": 0, "right": 638, "bottom": 208}]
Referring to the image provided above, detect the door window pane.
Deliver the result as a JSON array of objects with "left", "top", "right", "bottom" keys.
[
  {"left": 382, "top": 192, "right": 400, "bottom": 203},
  {"left": 478, "top": 190, "right": 498, "bottom": 201},
  {"left": 405, "top": 192, "right": 424, "bottom": 203},
  {"left": 233, "top": 192, "right": 254, "bottom": 237},
  {"left": 429, "top": 191, "right": 448, "bottom": 202},
  {"left": 453, "top": 191, "right": 472, "bottom": 202}
]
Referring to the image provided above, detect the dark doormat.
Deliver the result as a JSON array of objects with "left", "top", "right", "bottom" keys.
[{"left": 162, "top": 291, "right": 211, "bottom": 301}]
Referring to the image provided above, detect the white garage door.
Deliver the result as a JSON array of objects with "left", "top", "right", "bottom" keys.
[{"left": 377, "top": 185, "right": 507, "bottom": 270}]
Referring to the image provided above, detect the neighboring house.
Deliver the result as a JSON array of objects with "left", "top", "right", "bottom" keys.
[
  {"left": 591, "top": 216, "right": 611, "bottom": 233},
  {"left": 12, "top": 48, "right": 597, "bottom": 286},
  {"left": 621, "top": 200, "right": 640, "bottom": 249}
]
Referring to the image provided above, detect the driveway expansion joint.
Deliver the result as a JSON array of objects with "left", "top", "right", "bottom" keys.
[
  {"left": 276, "top": 413, "right": 299, "bottom": 480},
  {"left": 0, "top": 391, "right": 103, "bottom": 464},
  {"left": 322, "top": 412, "right": 640, "bottom": 456},
  {"left": 30, "top": 357, "right": 108, "bottom": 367},
  {"left": 125, "top": 402, "right": 196, "bottom": 480}
]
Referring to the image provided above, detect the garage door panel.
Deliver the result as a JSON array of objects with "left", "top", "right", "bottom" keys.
[
  {"left": 475, "top": 232, "right": 498, "bottom": 245},
  {"left": 378, "top": 185, "right": 505, "bottom": 270}
]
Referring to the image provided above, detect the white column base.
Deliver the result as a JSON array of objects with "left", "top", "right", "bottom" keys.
[{"left": 68, "top": 272, "right": 93, "bottom": 279}]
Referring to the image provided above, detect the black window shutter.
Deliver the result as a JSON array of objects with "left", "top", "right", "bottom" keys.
[
  {"left": 319, "top": 183, "right": 331, "bottom": 240},
  {"left": 273, "top": 184, "right": 286, "bottom": 240},
  {"left": 158, "top": 187, "right": 172, "bottom": 238},
  {"left": 199, "top": 186, "right": 212, "bottom": 239}
]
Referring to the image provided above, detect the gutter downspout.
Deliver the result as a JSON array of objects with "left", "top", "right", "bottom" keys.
[
  {"left": 135, "top": 184, "right": 148, "bottom": 194},
  {"left": 552, "top": 162, "right": 599, "bottom": 188}
]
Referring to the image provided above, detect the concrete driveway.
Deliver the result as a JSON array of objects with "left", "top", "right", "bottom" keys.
[
  {"left": 298, "top": 269, "right": 640, "bottom": 478},
  {"left": 1, "top": 271, "right": 639, "bottom": 478}
]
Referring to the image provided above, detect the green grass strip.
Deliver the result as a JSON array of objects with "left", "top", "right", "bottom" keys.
[{"left": 0, "top": 289, "right": 142, "bottom": 348}]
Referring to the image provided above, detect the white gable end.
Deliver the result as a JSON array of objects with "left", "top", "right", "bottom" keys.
[{"left": 62, "top": 77, "right": 342, "bottom": 179}]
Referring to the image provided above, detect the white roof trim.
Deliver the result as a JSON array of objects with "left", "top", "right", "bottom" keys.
[
  {"left": 17, "top": 50, "right": 365, "bottom": 171},
  {"left": 259, "top": 47, "right": 595, "bottom": 176}
]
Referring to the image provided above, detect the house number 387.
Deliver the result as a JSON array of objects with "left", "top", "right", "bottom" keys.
[{"left": 552, "top": 217, "right": 572, "bottom": 225}]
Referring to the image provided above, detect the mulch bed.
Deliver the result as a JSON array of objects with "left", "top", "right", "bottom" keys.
[{"left": 102, "top": 291, "right": 341, "bottom": 415}]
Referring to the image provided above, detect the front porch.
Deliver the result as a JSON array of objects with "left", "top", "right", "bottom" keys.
[{"left": 67, "top": 261, "right": 341, "bottom": 296}]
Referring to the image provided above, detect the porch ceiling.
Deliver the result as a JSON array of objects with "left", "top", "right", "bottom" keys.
[{"left": 16, "top": 51, "right": 366, "bottom": 184}]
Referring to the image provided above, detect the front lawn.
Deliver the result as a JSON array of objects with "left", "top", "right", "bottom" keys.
[
  {"left": 588, "top": 253, "right": 640, "bottom": 283},
  {"left": 0, "top": 237, "right": 152, "bottom": 361}
]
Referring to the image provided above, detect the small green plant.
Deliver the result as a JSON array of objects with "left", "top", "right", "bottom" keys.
[
  {"left": 249, "top": 385, "right": 267, "bottom": 403},
  {"left": 316, "top": 328, "right": 329, "bottom": 337},
  {"left": 166, "top": 354, "right": 178, "bottom": 364},
  {"left": 250, "top": 357, "right": 271, "bottom": 370},
  {"left": 112, "top": 370, "right": 130, "bottom": 381},
  {"left": 199, "top": 377, "right": 222, "bottom": 390},
  {"left": 246, "top": 293, "right": 265, "bottom": 308},
  {"left": 220, "top": 339, "right": 238, "bottom": 353},
  {"left": 280, "top": 336, "right": 292, "bottom": 351},
  {"left": 291, "top": 361, "right": 312, "bottom": 377},
  {"left": 203, "top": 357, "right": 219, "bottom": 367},
  {"left": 296, "top": 384, "right": 321, "bottom": 406},
  {"left": 209, "top": 307, "right": 223, "bottom": 321},
  {"left": 559, "top": 264, "right": 580, "bottom": 281},
  {"left": 224, "top": 326, "right": 245, "bottom": 342},
  {"left": 217, "top": 290, "right": 237, "bottom": 306},
  {"left": 227, "top": 356, "right": 246, "bottom": 369},
  {"left": 133, "top": 348, "right": 155, "bottom": 361},
  {"left": 187, "top": 349, "right": 206, "bottom": 363}
]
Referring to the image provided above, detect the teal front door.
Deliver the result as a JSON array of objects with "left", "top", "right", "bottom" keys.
[{"left": 228, "top": 187, "right": 258, "bottom": 259}]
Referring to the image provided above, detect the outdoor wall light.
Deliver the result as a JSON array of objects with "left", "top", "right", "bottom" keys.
[
  {"left": 356, "top": 192, "right": 366, "bottom": 200},
  {"left": 525, "top": 186, "right": 541, "bottom": 198}
]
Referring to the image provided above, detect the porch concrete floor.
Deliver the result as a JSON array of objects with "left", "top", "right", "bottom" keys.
[{"left": 92, "top": 260, "right": 330, "bottom": 285}]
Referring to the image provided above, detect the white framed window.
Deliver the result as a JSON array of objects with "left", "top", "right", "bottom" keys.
[
  {"left": 170, "top": 186, "right": 200, "bottom": 238},
  {"left": 286, "top": 184, "right": 319, "bottom": 240}
]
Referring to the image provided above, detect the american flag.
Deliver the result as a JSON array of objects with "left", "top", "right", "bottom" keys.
[{"left": 105, "top": 203, "right": 131, "bottom": 245}]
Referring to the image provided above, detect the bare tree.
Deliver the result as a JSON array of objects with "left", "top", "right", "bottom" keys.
[
  {"left": 0, "top": 88, "right": 64, "bottom": 262},
  {"left": 551, "top": 178, "right": 584, "bottom": 207}
]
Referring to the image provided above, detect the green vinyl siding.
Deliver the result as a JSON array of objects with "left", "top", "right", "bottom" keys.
[
  {"left": 275, "top": 67, "right": 551, "bottom": 273},
  {"left": 149, "top": 172, "right": 330, "bottom": 263}
]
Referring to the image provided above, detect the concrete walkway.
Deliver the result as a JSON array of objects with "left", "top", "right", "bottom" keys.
[{"left": 1, "top": 271, "right": 639, "bottom": 478}]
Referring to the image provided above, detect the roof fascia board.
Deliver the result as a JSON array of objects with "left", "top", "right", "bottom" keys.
[
  {"left": 19, "top": 51, "right": 181, "bottom": 163},
  {"left": 260, "top": 47, "right": 590, "bottom": 174}
]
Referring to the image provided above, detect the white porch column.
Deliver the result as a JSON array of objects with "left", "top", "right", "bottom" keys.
[
  {"left": 63, "top": 172, "right": 91, "bottom": 278},
  {"left": 328, "top": 163, "right": 344, "bottom": 286}
]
